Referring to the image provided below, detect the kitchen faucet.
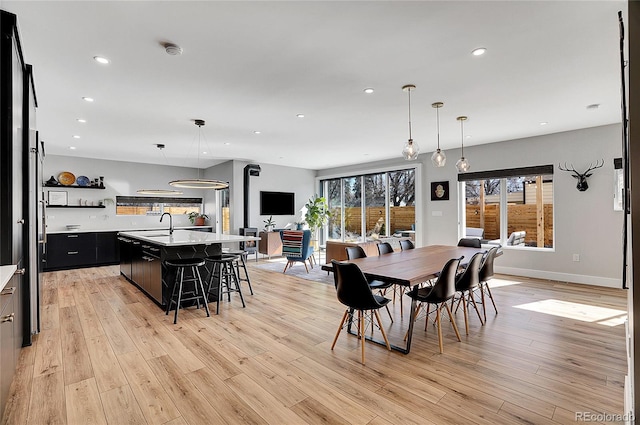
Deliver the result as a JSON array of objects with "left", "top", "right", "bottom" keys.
[{"left": 160, "top": 212, "right": 173, "bottom": 235}]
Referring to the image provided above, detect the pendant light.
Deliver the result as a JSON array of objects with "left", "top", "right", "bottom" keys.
[
  {"left": 455, "top": 116, "right": 470, "bottom": 172},
  {"left": 401, "top": 84, "right": 419, "bottom": 160},
  {"left": 430, "top": 102, "right": 446, "bottom": 167},
  {"left": 137, "top": 144, "right": 183, "bottom": 195},
  {"left": 169, "top": 119, "right": 230, "bottom": 189}
]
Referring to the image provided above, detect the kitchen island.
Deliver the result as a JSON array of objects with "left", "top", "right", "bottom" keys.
[{"left": 117, "top": 230, "right": 260, "bottom": 307}]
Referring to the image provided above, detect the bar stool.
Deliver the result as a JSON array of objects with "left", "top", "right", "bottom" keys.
[
  {"left": 205, "top": 254, "right": 246, "bottom": 314},
  {"left": 165, "top": 258, "right": 210, "bottom": 324},
  {"left": 226, "top": 249, "right": 254, "bottom": 295}
]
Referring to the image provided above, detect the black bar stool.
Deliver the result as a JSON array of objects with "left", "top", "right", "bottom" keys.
[
  {"left": 205, "top": 254, "right": 246, "bottom": 314},
  {"left": 226, "top": 249, "right": 254, "bottom": 295},
  {"left": 165, "top": 258, "right": 210, "bottom": 324}
]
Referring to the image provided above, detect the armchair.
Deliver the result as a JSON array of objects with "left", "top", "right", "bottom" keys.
[{"left": 280, "top": 230, "right": 315, "bottom": 273}]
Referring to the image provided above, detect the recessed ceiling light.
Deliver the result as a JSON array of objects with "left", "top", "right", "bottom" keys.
[
  {"left": 539, "top": 122, "right": 548, "bottom": 126},
  {"left": 254, "top": 131, "right": 261, "bottom": 134},
  {"left": 471, "top": 47, "right": 487, "bottom": 56},
  {"left": 72, "top": 135, "right": 80, "bottom": 139},
  {"left": 93, "top": 56, "right": 110, "bottom": 64},
  {"left": 586, "top": 103, "right": 600, "bottom": 110},
  {"left": 224, "top": 142, "right": 231, "bottom": 145},
  {"left": 76, "top": 118, "right": 86, "bottom": 123},
  {"left": 82, "top": 97, "right": 94, "bottom": 102},
  {"left": 364, "top": 88, "right": 374, "bottom": 94},
  {"left": 465, "top": 135, "right": 472, "bottom": 139},
  {"left": 69, "top": 146, "right": 77, "bottom": 150},
  {"left": 296, "top": 114, "right": 305, "bottom": 118},
  {"left": 202, "top": 151, "right": 207, "bottom": 154}
]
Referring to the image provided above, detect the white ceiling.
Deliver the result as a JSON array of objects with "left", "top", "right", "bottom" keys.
[{"left": 1, "top": 1, "right": 626, "bottom": 170}]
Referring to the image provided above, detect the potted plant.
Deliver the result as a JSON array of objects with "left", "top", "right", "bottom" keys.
[
  {"left": 263, "top": 215, "right": 276, "bottom": 232},
  {"left": 303, "top": 195, "right": 330, "bottom": 249},
  {"left": 188, "top": 212, "right": 209, "bottom": 226}
]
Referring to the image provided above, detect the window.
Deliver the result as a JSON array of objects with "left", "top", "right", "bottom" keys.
[
  {"left": 321, "top": 167, "right": 416, "bottom": 244},
  {"left": 459, "top": 165, "right": 553, "bottom": 249},
  {"left": 116, "top": 196, "right": 202, "bottom": 216}
]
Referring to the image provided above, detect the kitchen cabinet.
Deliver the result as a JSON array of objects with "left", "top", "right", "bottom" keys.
[
  {"left": 0, "top": 274, "right": 19, "bottom": 419},
  {"left": 118, "top": 237, "right": 132, "bottom": 279},
  {"left": 125, "top": 241, "right": 163, "bottom": 304},
  {"left": 45, "top": 232, "right": 121, "bottom": 271}
]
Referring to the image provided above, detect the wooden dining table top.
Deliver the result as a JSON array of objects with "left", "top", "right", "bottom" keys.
[{"left": 344, "top": 244, "right": 488, "bottom": 287}]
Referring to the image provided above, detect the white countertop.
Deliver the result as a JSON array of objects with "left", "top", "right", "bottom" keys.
[
  {"left": 49, "top": 225, "right": 213, "bottom": 235},
  {"left": 0, "top": 265, "right": 17, "bottom": 293},
  {"left": 118, "top": 230, "right": 260, "bottom": 247}
]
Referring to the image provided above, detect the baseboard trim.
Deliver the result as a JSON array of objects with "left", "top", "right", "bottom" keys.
[{"left": 495, "top": 266, "right": 622, "bottom": 288}]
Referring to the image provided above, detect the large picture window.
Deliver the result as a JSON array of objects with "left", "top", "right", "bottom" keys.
[
  {"left": 459, "top": 165, "right": 553, "bottom": 249},
  {"left": 321, "top": 168, "right": 416, "bottom": 244},
  {"left": 116, "top": 196, "right": 203, "bottom": 216}
]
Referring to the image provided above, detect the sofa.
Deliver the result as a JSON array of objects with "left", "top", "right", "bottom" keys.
[
  {"left": 465, "top": 227, "right": 484, "bottom": 239},
  {"left": 507, "top": 231, "right": 526, "bottom": 246}
]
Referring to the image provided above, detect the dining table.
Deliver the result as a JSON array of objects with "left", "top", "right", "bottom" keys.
[{"left": 344, "top": 244, "right": 490, "bottom": 354}]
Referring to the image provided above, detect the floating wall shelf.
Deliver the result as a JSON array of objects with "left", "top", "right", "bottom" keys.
[
  {"left": 47, "top": 205, "right": 106, "bottom": 209},
  {"left": 44, "top": 184, "right": 105, "bottom": 190}
]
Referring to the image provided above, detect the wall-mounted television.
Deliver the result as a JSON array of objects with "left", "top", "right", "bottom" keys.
[{"left": 260, "top": 191, "right": 295, "bottom": 215}]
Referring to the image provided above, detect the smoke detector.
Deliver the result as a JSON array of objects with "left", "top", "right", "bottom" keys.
[{"left": 164, "top": 43, "right": 183, "bottom": 56}]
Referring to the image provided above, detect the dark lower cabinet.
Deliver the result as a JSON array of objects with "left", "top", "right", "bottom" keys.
[
  {"left": 45, "top": 232, "right": 120, "bottom": 271},
  {"left": 0, "top": 274, "right": 19, "bottom": 419},
  {"left": 123, "top": 242, "right": 163, "bottom": 305}
]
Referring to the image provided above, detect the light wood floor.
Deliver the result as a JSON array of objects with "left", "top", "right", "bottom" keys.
[{"left": 1, "top": 263, "right": 627, "bottom": 425}]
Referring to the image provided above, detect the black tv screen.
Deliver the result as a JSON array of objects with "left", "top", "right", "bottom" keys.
[{"left": 260, "top": 191, "right": 295, "bottom": 215}]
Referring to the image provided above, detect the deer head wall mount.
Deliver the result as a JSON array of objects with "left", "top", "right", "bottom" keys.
[{"left": 558, "top": 159, "right": 604, "bottom": 191}]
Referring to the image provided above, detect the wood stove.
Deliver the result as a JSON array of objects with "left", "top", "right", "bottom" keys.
[{"left": 239, "top": 227, "right": 258, "bottom": 261}]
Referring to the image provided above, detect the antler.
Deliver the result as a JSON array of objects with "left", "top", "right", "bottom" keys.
[
  {"left": 558, "top": 163, "right": 578, "bottom": 173},
  {"left": 584, "top": 159, "right": 605, "bottom": 174}
]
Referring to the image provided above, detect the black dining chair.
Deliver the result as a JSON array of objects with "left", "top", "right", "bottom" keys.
[
  {"left": 399, "top": 239, "right": 415, "bottom": 251},
  {"left": 405, "top": 256, "right": 463, "bottom": 353},
  {"left": 376, "top": 242, "right": 406, "bottom": 314},
  {"left": 346, "top": 246, "right": 394, "bottom": 321},
  {"left": 452, "top": 251, "right": 485, "bottom": 335},
  {"left": 331, "top": 260, "right": 391, "bottom": 365},
  {"left": 377, "top": 242, "right": 394, "bottom": 255},
  {"left": 478, "top": 246, "right": 500, "bottom": 321},
  {"left": 457, "top": 238, "right": 481, "bottom": 248}
]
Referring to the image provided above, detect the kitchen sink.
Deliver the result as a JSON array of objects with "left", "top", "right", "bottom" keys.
[{"left": 143, "top": 232, "right": 171, "bottom": 237}]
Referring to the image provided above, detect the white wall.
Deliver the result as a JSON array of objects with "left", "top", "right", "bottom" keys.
[
  {"left": 230, "top": 161, "right": 317, "bottom": 233},
  {"left": 203, "top": 160, "right": 234, "bottom": 231},
  {"left": 44, "top": 155, "right": 205, "bottom": 232},
  {"left": 318, "top": 124, "right": 623, "bottom": 287}
]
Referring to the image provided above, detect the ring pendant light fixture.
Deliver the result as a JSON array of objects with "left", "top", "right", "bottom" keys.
[
  {"left": 430, "top": 102, "right": 446, "bottom": 167},
  {"left": 401, "top": 84, "right": 419, "bottom": 160},
  {"left": 455, "top": 116, "right": 470, "bottom": 172},
  {"left": 137, "top": 143, "right": 183, "bottom": 195},
  {"left": 169, "top": 119, "right": 230, "bottom": 189}
]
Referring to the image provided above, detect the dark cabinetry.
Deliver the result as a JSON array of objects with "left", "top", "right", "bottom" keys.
[
  {"left": 45, "top": 232, "right": 120, "bottom": 271},
  {"left": 0, "top": 274, "right": 20, "bottom": 418},
  {"left": 123, "top": 241, "right": 162, "bottom": 304}
]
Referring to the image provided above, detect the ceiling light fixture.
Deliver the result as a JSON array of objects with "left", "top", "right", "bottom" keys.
[
  {"left": 82, "top": 97, "right": 94, "bottom": 102},
  {"left": 455, "top": 116, "right": 470, "bottom": 173},
  {"left": 93, "top": 56, "right": 110, "bottom": 64},
  {"left": 430, "top": 102, "right": 446, "bottom": 167},
  {"left": 587, "top": 103, "right": 600, "bottom": 110},
  {"left": 364, "top": 88, "right": 374, "bottom": 94},
  {"left": 472, "top": 47, "right": 487, "bottom": 56},
  {"left": 69, "top": 146, "right": 76, "bottom": 150},
  {"left": 401, "top": 84, "right": 419, "bottom": 160},
  {"left": 72, "top": 135, "right": 80, "bottom": 139},
  {"left": 296, "top": 114, "right": 305, "bottom": 118},
  {"left": 540, "top": 121, "right": 548, "bottom": 126},
  {"left": 77, "top": 118, "right": 86, "bottom": 123},
  {"left": 254, "top": 131, "right": 261, "bottom": 134},
  {"left": 137, "top": 143, "right": 184, "bottom": 195},
  {"left": 169, "top": 119, "right": 229, "bottom": 190}
]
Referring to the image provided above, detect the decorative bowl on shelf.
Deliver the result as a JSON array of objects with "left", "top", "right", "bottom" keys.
[
  {"left": 58, "top": 171, "right": 76, "bottom": 186},
  {"left": 76, "top": 175, "right": 90, "bottom": 186},
  {"left": 66, "top": 224, "right": 81, "bottom": 230}
]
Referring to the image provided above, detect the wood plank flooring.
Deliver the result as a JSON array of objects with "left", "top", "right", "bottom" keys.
[{"left": 1, "top": 263, "right": 627, "bottom": 424}]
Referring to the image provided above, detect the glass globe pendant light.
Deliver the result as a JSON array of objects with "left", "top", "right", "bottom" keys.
[
  {"left": 430, "top": 102, "right": 446, "bottom": 167},
  {"left": 401, "top": 84, "right": 419, "bottom": 160},
  {"left": 455, "top": 115, "right": 470, "bottom": 172},
  {"left": 169, "top": 119, "right": 230, "bottom": 189}
]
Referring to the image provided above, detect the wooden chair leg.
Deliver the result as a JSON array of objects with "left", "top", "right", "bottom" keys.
[
  {"left": 462, "top": 292, "right": 469, "bottom": 335},
  {"left": 359, "top": 310, "right": 365, "bottom": 364},
  {"left": 485, "top": 283, "right": 498, "bottom": 314},
  {"left": 424, "top": 303, "right": 431, "bottom": 331},
  {"left": 444, "top": 302, "right": 462, "bottom": 342},
  {"left": 331, "top": 310, "right": 349, "bottom": 350},
  {"left": 436, "top": 304, "right": 444, "bottom": 354},
  {"left": 480, "top": 283, "right": 487, "bottom": 322},
  {"left": 374, "top": 310, "right": 391, "bottom": 350},
  {"left": 468, "top": 291, "right": 484, "bottom": 325}
]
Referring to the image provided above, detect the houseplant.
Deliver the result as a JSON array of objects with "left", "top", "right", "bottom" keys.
[
  {"left": 188, "top": 212, "right": 209, "bottom": 226},
  {"left": 303, "top": 195, "right": 330, "bottom": 249},
  {"left": 263, "top": 215, "right": 276, "bottom": 232}
]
